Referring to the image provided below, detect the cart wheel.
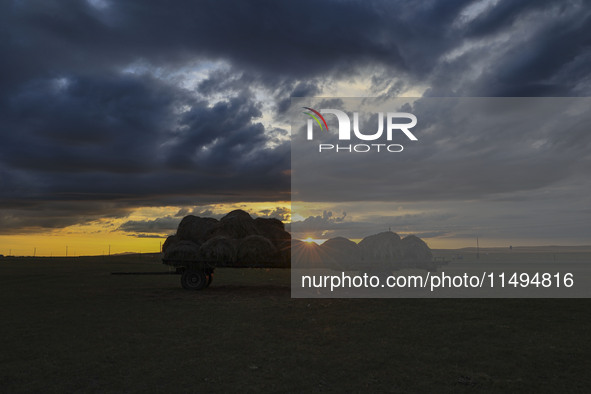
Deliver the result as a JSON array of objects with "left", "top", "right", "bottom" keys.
[
  {"left": 206, "top": 272, "right": 213, "bottom": 287},
  {"left": 181, "top": 270, "right": 208, "bottom": 290}
]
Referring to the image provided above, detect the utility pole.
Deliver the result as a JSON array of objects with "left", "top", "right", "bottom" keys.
[
  {"left": 66, "top": 246, "right": 68, "bottom": 257},
  {"left": 33, "top": 248, "right": 36, "bottom": 257},
  {"left": 476, "top": 236, "right": 480, "bottom": 260},
  {"left": 109, "top": 245, "right": 111, "bottom": 256}
]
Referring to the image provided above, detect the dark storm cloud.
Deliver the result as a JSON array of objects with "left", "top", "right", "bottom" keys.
[
  {"left": 0, "top": 200, "right": 130, "bottom": 235},
  {"left": 2, "top": 0, "right": 591, "bottom": 234},
  {"left": 291, "top": 96, "right": 591, "bottom": 242},
  {"left": 3, "top": 73, "right": 180, "bottom": 174},
  {"left": 118, "top": 216, "right": 180, "bottom": 235},
  {"left": 4, "top": 0, "right": 590, "bottom": 93},
  {"left": 463, "top": 0, "right": 565, "bottom": 38},
  {"left": 424, "top": 0, "right": 591, "bottom": 96},
  {"left": 292, "top": 97, "right": 591, "bottom": 203},
  {"left": 0, "top": 72, "right": 289, "bottom": 205},
  {"left": 4, "top": 0, "right": 406, "bottom": 86}
]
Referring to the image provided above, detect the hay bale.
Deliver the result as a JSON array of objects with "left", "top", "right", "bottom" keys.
[
  {"left": 358, "top": 231, "right": 403, "bottom": 262},
  {"left": 400, "top": 235, "right": 433, "bottom": 262},
  {"left": 221, "top": 209, "right": 253, "bottom": 222},
  {"left": 276, "top": 238, "right": 292, "bottom": 268},
  {"left": 254, "top": 217, "right": 291, "bottom": 249},
  {"left": 162, "top": 234, "right": 179, "bottom": 255},
  {"left": 163, "top": 240, "right": 201, "bottom": 262},
  {"left": 176, "top": 215, "right": 219, "bottom": 243},
  {"left": 254, "top": 217, "right": 285, "bottom": 231},
  {"left": 358, "top": 231, "right": 404, "bottom": 272},
  {"left": 320, "top": 237, "right": 361, "bottom": 270},
  {"left": 236, "top": 235, "right": 279, "bottom": 265},
  {"left": 199, "top": 236, "right": 237, "bottom": 263},
  {"left": 209, "top": 209, "right": 260, "bottom": 239}
]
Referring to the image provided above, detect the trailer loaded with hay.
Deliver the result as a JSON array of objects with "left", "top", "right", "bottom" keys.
[{"left": 162, "top": 210, "right": 291, "bottom": 290}]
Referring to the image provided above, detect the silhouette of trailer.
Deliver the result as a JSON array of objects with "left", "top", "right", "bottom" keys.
[
  {"left": 157, "top": 210, "right": 291, "bottom": 290},
  {"left": 162, "top": 256, "right": 289, "bottom": 290}
]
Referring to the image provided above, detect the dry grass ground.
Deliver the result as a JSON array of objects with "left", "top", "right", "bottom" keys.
[{"left": 0, "top": 254, "right": 590, "bottom": 393}]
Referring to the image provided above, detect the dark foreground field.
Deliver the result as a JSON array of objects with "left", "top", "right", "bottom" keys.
[{"left": 0, "top": 256, "right": 589, "bottom": 393}]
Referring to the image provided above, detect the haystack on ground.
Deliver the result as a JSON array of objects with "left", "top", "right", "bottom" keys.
[
  {"left": 198, "top": 236, "right": 237, "bottom": 263},
  {"left": 359, "top": 231, "right": 403, "bottom": 261},
  {"left": 320, "top": 237, "right": 361, "bottom": 270},
  {"left": 236, "top": 235, "right": 280, "bottom": 266},
  {"left": 163, "top": 240, "right": 201, "bottom": 262},
  {"left": 401, "top": 235, "right": 433, "bottom": 263},
  {"left": 209, "top": 210, "right": 260, "bottom": 239},
  {"left": 176, "top": 215, "right": 219, "bottom": 243},
  {"left": 162, "top": 234, "right": 179, "bottom": 255}
]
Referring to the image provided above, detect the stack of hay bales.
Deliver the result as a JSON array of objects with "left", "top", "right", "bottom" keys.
[
  {"left": 162, "top": 212, "right": 432, "bottom": 271},
  {"left": 162, "top": 209, "right": 291, "bottom": 268},
  {"left": 176, "top": 216, "right": 219, "bottom": 244},
  {"left": 400, "top": 235, "right": 433, "bottom": 262},
  {"left": 357, "top": 231, "right": 405, "bottom": 272},
  {"left": 210, "top": 210, "right": 260, "bottom": 239},
  {"left": 237, "top": 235, "right": 277, "bottom": 265},
  {"left": 162, "top": 240, "right": 201, "bottom": 262},
  {"left": 199, "top": 236, "right": 236, "bottom": 262},
  {"left": 290, "top": 231, "right": 433, "bottom": 272},
  {"left": 162, "top": 234, "right": 180, "bottom": 255}
]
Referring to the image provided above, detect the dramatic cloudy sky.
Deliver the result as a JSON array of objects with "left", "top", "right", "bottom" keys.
[
  {"left": 1, "top": 0, "right": 590, "bottom": 254},
  {"left": 290, "top": 97, "right": 591, "bottom": 246}
]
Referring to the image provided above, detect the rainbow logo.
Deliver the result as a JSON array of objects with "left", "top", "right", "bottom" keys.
[{"left": 302, "top": 107, "right": 329, "bottom": 131}]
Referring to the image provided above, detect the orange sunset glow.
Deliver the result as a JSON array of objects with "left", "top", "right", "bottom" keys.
[{"left": 0, "top": 202, "right": 290, "bottom": 257}]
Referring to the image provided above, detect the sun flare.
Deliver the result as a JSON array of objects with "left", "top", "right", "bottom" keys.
[{"left": 302, "top": 237, "right": 327, "bottom": 245}]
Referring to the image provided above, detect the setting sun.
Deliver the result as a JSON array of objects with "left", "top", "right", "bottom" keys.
[{"left": 302, "top": 237, "right": 327, "bottom": 245}]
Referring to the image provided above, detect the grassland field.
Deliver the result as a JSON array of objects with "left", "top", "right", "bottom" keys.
[{"left": 0, "top": 249, "right": 590, "bottom": 393}]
